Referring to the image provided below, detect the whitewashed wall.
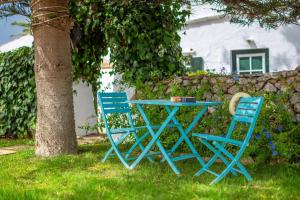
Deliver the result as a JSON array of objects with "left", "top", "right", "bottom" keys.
[
  {"left": 73, "top": 69, "right": 117, "bottom": 136},
  {"left": 180, "top": 6, "right": 300, "bottom": 73},
  {"left": 73, "top": 81, "right": 97, "bottom": 136}
]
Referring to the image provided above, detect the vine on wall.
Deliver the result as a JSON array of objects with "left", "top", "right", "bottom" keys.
[
  {"left": 0, "top": 47, "right": 36, "bottom": 138},
  {"left": 105, "top": 0, "right": 189, "bottom": 85}
]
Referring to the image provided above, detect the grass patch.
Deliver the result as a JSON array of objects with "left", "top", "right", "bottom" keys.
[
  {"left": 0, "top": 138, "right": 34, "bottom": 147},
  {"left": 0, "top": 141, "right": 299, "bottom": 200}
]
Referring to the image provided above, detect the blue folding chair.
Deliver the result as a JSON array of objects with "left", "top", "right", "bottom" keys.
[
  {"left": 97, "top": 92, "right": 156, "bottom": 168},
  {"left": 193, "top": 96, "right": 264, "bottom": 185}
]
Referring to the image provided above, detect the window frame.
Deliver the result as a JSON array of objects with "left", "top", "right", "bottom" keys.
[
  {"left": 236, "top": 53, "right": 266, "bottom": 74},
  {"left": 231, "top": 48, "right": 269, "bottom": 74}
]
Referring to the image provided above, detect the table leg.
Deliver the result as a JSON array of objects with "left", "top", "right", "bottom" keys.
[
  {"left": 129, "top": 104, "right": 181, "bottom": 174},
  {"left": 163, "top": 106, "right": 208, "bottom": 165}
]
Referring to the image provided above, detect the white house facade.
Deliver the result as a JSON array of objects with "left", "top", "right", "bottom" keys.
[{"left": 180, "top": 5, "right": 300, "bottom": 74}]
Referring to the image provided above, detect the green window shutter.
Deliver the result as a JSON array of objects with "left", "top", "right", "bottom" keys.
[{"left": 190, "top": 57, "right": 203, "bottom": 72}]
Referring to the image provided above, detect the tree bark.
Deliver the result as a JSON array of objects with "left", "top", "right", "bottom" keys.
[{"left": 31, "top": 0, "right": 77, "bottom": 156}]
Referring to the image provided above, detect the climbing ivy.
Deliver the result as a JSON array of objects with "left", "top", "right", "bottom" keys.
[
  {"left": 69, "top": 0, "right": 108, "bottom": 90},
  {"left": 0, "top": 47, "right": 36, "bottom": 138},
  {"left": 69, "top": 0, "right": 191, "bottom": 88},
  {"left": 105, "top": 0, "right": 190, "bottom": 85}
]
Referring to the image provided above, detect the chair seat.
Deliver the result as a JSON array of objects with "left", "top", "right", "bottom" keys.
[{"left": 192, "top": 133, "right": 243, "bottom": 147}]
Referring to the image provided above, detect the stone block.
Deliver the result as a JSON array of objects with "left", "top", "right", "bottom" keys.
[
  {"left": 287, "top": 77, "right": 295, "bottom": 85},
  {"left": 239, "top": 78, "right": 248, "bottom": 85},
  {"left": 257, "top": 75, "right": 271, "bottom": 82},
  {"left": 183, "top": 80, "right": 190, "bottom": 86},
  {"left": 228, "top": 85, "right": 240, "bottom": 94},
  {"left": 226, "top": 78, "right": 235, "bottom": 84},
  {"left": 295, "top": 114, "right": 300, "bottom": 122},
  {"left": 210, "top": 78, "right": 217, "bottom": 84},
  {"left": 294, "top": 103, "right": 300, "bottom": 113},
  {"left": 255, "top": 82, "right": 265, "bottom": 91},
  {"left": 201, "top": 78, "right": 209, "bottom": 84},
  {"left": 286, "top": 70, "right": 297, "bottom": 77},
  {"left": 263, "top": 82, "right": 277, "bottom": 92},
  {"left": 192, "top": 79, "right": 199, "bottom": 84},
  {"left": 165, "top": 87, "right": 172, "bottom": 94},
  {"left": 290, "top": 93, "right": 300, "bottom": 105},
  {"left": 294, "top": 82, "right": 300, "bottom": 92}
]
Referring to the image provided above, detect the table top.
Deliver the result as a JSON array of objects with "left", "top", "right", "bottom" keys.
[{"left": 127, "top": 100, "right": 222, "bottom": 107}]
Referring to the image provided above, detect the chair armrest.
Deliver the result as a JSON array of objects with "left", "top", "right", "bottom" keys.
[{"left": 192, "top": 133, "right": 243, "bottom": 147}]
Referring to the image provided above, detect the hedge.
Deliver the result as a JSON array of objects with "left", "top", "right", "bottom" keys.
[{"left": 0, "top": 47, "right": 36, "bottom": 138}]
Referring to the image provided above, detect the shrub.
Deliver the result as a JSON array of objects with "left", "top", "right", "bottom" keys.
[{"left": 0, "top": 47, "right": 36, "bottom": 138}]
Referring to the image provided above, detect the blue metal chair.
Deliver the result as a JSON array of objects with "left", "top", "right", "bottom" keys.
[
  {"left": 97, "top": 92, "right": 156, "bottom": 168},
  {"left": 193, "top": 96, "right": 264, "bottom": 185}
]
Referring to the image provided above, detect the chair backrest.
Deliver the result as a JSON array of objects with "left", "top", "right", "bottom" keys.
[
  {"left": 226, "top": 96, "right": 264, "bottom": 141},
  {"left": 97, "top": 92, "right": 134, "bottom": 131},
  {"left": 234, "top": 97, "right": 264, "bottom": 124}
]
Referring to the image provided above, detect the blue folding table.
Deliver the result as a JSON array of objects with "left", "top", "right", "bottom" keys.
[{"left": 127, "top": 100, "right": 221, "bottom": 175}]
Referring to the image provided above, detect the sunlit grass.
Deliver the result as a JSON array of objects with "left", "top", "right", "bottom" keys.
[
  {"left": 0, "top": 138, "right": 33, "bottom": 147},
  {"left": 0, "top": 141, "right": 299, "bottom": 200}
]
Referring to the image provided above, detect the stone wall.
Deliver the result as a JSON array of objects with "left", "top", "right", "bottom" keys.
[{"left": 144, "top": 66, "right": 300, "bottom": 121}]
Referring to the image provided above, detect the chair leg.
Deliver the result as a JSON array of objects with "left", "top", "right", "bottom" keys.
[
  {"left": 102, "top": 132, "right": 130, "bottom": 162},
  {"left": 213, "top": 142, "right": 253, "bottom": 182},
  {"left": 195, "top": 139, "right": 237, "bottom": 176},
  {"left": 103, "top": 132, "right": 132, "bottom": 169},
  {"left": 210, "top": 161, "right": 236, "bottom": 185},
  {"left": 195, "top": 154, "right": 218, "bottom": 176},
  {"left": 126, "top": 132, "right": 154, "bottom": 162},
  {"left": 125, "top": 132, "right": 148, "bottom": 158}
]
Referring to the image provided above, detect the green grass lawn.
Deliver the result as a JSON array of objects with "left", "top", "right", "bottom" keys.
[
  {"left": 0, "top": 138, "right": 34, "bottom": 147},
  {"left": 0, "top": 140, "right": 299, "bottom": 200}
]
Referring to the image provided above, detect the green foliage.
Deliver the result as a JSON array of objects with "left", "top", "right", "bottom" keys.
[
  {"left": 0, "top": 47, "right": 36, "bottom": 138},
  {"left": 0, "top": 0, "right": 31, "bottom": 18},
  {"left": 249, "top": 92, "right": 300, "bottom": 163},
  {"left": 105, "top": 0, "right": 189, "bottom": 85},
  {"left": 198, "top": 0, "right": 300, "bottom": 28},
  {"left": 187, "top": 70, "right": 211, "bottom": 76},
  {"left": 69, "top": 0, "right": 108, "bottom": 90}
]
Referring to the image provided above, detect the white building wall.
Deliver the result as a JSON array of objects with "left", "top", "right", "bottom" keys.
[
  {"left": 73, "top": 81, "right": 97, "bottom": 136},
  {"left": 0, "top": 35, "right": 33, "bottom": 52},
  {"left": 181, "top": 6, "right": 300, "bottom": 73},
  {"left": 73, "top": 69, "right": 128, "bottom": 136}
]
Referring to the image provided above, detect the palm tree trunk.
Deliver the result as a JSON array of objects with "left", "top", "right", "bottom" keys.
[{"left": 31, "top": 0, "right": 77, "bottom": 156}]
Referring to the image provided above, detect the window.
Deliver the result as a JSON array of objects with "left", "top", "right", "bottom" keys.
[
  {"left": 232, "top": 49, "right": 269, "bottom": 74},
  {"left": 237, "top": 53, "right": 265, "bottom": 74},
  {"left": 188, "top": 57, "right": 203, "bottom": 72}
]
